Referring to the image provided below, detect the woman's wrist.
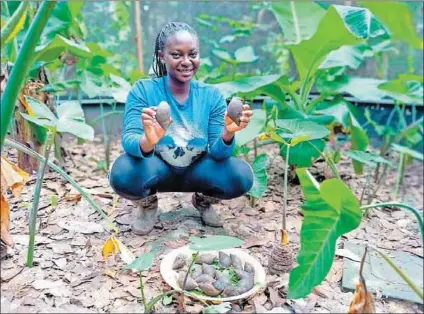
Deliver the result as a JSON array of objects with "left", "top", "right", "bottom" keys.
[
  {"left": 140, "top": 135, "right": 155, "bottom": 154},
  {"left": 222, "top": 129, "right": 235, "bottom": 144}
]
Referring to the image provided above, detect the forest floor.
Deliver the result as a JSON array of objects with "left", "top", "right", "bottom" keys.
[{"left": 1, "top": 137, "right": 423, "bottom": 313}]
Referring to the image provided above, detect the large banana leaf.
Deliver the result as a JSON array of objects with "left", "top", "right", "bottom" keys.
[
  {"left": 288, "top": 168, "right": 361, "bottom": 299},
  {"left": 314, "top": 99, "right": 361, "bottom": 128},
  {"left": 318, "top": 44, "right": 373, "bottom": 71},
  {"left": 213, "top": 74, "right": 280, "bottom": 99},
  {"left": 289, "top": 5, "right": 388, "bottom": 80},
  {"left": 270, "top": 1, "right": 325, "bottom": 44},
  {"left": 34, "top": 34, "right": 91, "bottom": 62},
  {"left": 361, "top": 1, "right": 423, "bottom": 49},
  {"left": 378, "top": 79, "right": 423, "bottom": 105}
]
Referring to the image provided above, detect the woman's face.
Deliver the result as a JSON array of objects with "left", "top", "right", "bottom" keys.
[{"left": 159, "top": 30, "right": 200, "bottom": 84}]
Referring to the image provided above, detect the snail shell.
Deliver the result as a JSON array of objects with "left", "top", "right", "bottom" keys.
[
  {"left": 195, "top": 274, "right": 215, "bottom": 284},
  {"left": 198, "top": 282, "right": 222, "bottom": 296},
  {"left": 230, "top": 254, "right": 243, "bottom": 269},
  {"left": 172, "top": 255, "right": 186, "bottom": 270},
  {"left": 202, "top": 263, "right": 216, "bottom": 278},
  {"left": 244, "top": 262, "right": 255, "bottom": 275},
  {"left": 195, "top": 253, "right": 216, "bottom": 265},
  {"left": 156, "top": 101, "right": 171, "bottom": 130},
  {"left": 190, "top": 264, "right": 202, "bottom": 279},
  {"left": 218, "top": 251, "right": 232, "bottom": 267},
  {"left": 227, "top": 97, "right": 244, "bottom": 126},
  {"left": 177, "top": 272, "right": 198, "bottom": 290}
]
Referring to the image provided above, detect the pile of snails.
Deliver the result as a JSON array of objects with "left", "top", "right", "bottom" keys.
[{"left": 172, "top": 251, "right": 255, "bottom": 297}]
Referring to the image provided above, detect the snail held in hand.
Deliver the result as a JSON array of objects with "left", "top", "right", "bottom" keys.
[
  {"left": 227, "top": 97, "right": 244, "bottom": 126},
  {"left": 156, "top": 101, "right": 172, "bottom": 130}
]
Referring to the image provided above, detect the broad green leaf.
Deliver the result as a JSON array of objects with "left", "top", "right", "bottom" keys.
[
  {"left": 56, "top": 101, "right": 94, "bottom": 140},
  {"left": 275, "top": 119, "right": 330, "bottom": 142},
  {"left": 270, "top": 1, "right": 325, "bottom": 44},
  {"left": 314, "top": 99, "right": 361, "bottom": 128},
  {"left": 234, "top": 46, "right": 258, "bottom": 63},
  {"left": 391, "top": 144, "right": 424, "bottom": 161},
  {"left": 318, "top": 44, "right": 373, "bottom": 70},
  {"left": 235, "top": 109, "right": 266, "bottom": 146},
  {"left": 123, "top": 252, "right": 154, "bottom": 271},
  {"left": 1, "top": 1, "right": 28, "bottom": 46},
  {"left": 24, "top": 96, "right": 57, "bottom": 121},
  {"left": 20, "top": 113, "right": 56, "bottom": 129},
  {"left": 188, "top": 235, "right": 243, "bottom": 251},
  {"left": 34, "top": 35, "right": 91, "bottom": 62},
  {"left": 212, "top": 49, "right": 235, "bottom": 64},
  {"left": 349, "top": 116, "right": 369, "bottom": 175},
  {"left": 289, "top": 5, "right": 388, "bottom": 80},
  {"left": 378, "top": 79, "right": 423, "bottom": 105},
  {"left": 288, "top": 169, "right": 361, "bottom": 299},
  {"left": 280, "top": 139, "right": 325, "bottom": 167},
  {"left": 361, "top": 1, "right": 423, "bottom": 49},
  {"left": 248, "top": 154, "right": 268, "bottom": 199},
  {"left": 110, "top": 74, "right": 131, "bottom": 90},
  {"left": 345, "top": 150, "right": 392, "bottom": 168},
  {"left": 214, "top": 75, "right": 281, "bottom": 99},
  {"left": 398, "top": 74, "right": 423, "bottom": 84}
]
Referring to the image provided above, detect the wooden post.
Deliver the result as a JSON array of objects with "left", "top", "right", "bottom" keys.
[{"left": 134, "top": 0, "right": 144, "bottom": 73}]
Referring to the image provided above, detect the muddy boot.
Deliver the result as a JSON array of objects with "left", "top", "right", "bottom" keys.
[
  {"left": 192, "top": 192, "right": 223, "bottom": 227},
  {"left": 131, "top": 194, "right": 158, "bottom": 235}
]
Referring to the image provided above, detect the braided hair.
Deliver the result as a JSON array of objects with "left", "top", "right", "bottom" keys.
[{"left": 152, "top": 22, "right": 198, "bottom": 78}]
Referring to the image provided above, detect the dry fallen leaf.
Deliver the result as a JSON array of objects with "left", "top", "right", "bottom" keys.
[
  {"left": 348, "top": 282, "right": 376, "bottom": 313},
  {"left": 57, "top": 221, "right": 104, "bottom": 234},
  {"left": 0, "top": 157, "right": 29, "bottom": 247},
  {"left": 103, "top": 236, "right": 120, "bottom": 262}
]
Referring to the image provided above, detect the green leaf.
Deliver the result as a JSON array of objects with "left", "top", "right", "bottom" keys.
[
  {"left": 24, "top": 96, "right": 57, "bottom": 121},
  {"left": 349, "top": 117, "right": 369, "bottom": 175},
  {"left": 378, "top": 79, "right": 423, "bottom": 105},
  {"left": 345, "top": 150, "right": 392, "bottom": 168},
  {"left": 213, "top": 75, "right": 281, "bottom": 99},
  {"left": 34, "top": 35, "right": 91, "bottom": 62},
  {"left": 235, "top": 109, "right": 266, "bottom": 146},
  {"left": 188, "top": 236, "right": 243, "bottom": 251},
  {"left": 20, "top": 113, "right": 56, "bottom": 129},
  {"left": 234, "top": 46, "right": 258, "bottom": 63},
  {"left": 288, "top": 169, "right": 361, "bottom": 299},
  {"left": 162, "top": 295, "right": 173, "bottom": 306},
  {"left": 203, "top": 302, "right": 232, "bottom": 314},
  {"left": 1, "top": 1, "right": 28, "bottom": 46},
  {"left": 248, "top": 154, "right": 268, "bottom": 199},
  {"left": 123, "top": 252, "right": 154, "bottom": 272},
  {"left": 318, "top": 44, "right": 373, "bottom": 70},
  {"left": 275, "top": 119, "right": 330, "bottom": 142},
  {"left": 270, "top": 1, "right": 325, "bottom": 44},
  {"left": 391, "top": 144, "right": 424, "bottom": 161},
  {"left": 280, "top": 139, "right": 325, "bottom": 167},
  {"left": 289, "top": 5, "right": 388, "bottom": 80},
  {"left": 212, "top": 49, "right": 235, "bottom": 64},
  {"left": 56, "top": 101, "right": 94, "bottom": 140},
  {"left": 314, "top": 99, "right": 361, "bottom": 129},
  {"left": 361, "top": 1, "right": 423, "bottom": 49}
]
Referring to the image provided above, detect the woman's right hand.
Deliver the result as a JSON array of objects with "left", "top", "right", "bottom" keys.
[{"left": 141, "top": 107, "right": 169, "bottom": 145}]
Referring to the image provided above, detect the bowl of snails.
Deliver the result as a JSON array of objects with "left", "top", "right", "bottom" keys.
[{"left": 160, "top": 245, "right": 266, "bottom": 302}]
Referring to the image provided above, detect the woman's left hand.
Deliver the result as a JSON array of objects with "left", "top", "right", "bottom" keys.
[{"left": 224, "top": 104, "right": 253, "bottom": 133}]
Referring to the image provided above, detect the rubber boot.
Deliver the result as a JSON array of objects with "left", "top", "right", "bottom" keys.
[
  {"left": 131, "top": 194, "right": 158, "bottom": 235},
  {"left": 192, "top": 192, "right": 223, "bottom": 227}
]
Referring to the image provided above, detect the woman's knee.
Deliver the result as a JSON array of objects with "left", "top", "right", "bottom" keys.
[
  {"left": 230, "top": 158, "right": 254, "bottom": 196},
  {"left": 109, "top": 154, "right": 140, "bottom": 197}
]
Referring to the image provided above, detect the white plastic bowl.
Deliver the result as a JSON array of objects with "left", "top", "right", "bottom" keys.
[{"left": 160, "top": 245, "right": 266, "bottom": 302}]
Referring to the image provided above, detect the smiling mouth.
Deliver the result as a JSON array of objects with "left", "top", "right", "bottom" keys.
[{"left": 178, "top": 69, "right": 193, "bottom": 74}]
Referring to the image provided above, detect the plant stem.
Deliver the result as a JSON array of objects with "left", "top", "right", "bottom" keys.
[
  {"left": 4, "top": 138, "right": 116, "bottom": 231},
  {"left": 27, "top": 129, "right": 54, "bottom": 267},
  {"left": 88, "top": 110, "right": 124, "bottom": 126},
  {"left": 369, "top": 246, "right": 423, "bottom": 301},
  {"left": 0, "top": 1, "right": 56, "bottom": 152},
  {"left": 393, "top": 153, "right": 405, "bottom": 200},
  {"left": 360, "top": 168, "right": 372, "bottom": 206},
  {"left": 360, "top": 202, "right": 423, "bottom": 243},
  {"left": 282, "top": 145, "right": 290, "bottom": 231},
  {"left": 139, "top": 271, "right": 147, "bottom": 309},
  {"left": 183, "top": 251, "right": 199, "bottom": 290},
  {"left": 144, "top": 290, "right": 179, "bottom": 313},
  {"left": 231, "top": 64, "right": 236, "bottom": 81}
]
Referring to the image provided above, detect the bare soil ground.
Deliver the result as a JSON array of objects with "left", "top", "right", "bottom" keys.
[{"left": 1, "top": 138, "right": 423, "bottom": 313}]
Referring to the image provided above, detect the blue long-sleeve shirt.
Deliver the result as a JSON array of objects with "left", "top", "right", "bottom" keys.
[{"left": 122, "top": 75, "right": 235, "bottom": 170}]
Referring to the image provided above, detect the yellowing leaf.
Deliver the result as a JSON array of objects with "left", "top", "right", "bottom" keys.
[
  {"left": 1, "top": 194, "right": 14, "bottom": 247},
  {"left": 3, "top": 2, "right": 28, "bottom": 45},
  {"left": 281, "top": 229, "right": 289, "bottom": 245},
  {"left": 102, "top": 235, "right": 120, "bottom": 262},
  {"left": 113, "top": 237, "right": 135, "bottom": 264},
  {"left": 19, "top": 95, "right": 34, "bottom": 116},
  {"left": 348, "top": 282, "right": 376, "bottom": 313},
  {"left": 1, "top": 157, "right": 29, "bottom": 197},
  {"left": 104, "top": 268, "right": 117, "bottom": 278}
]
